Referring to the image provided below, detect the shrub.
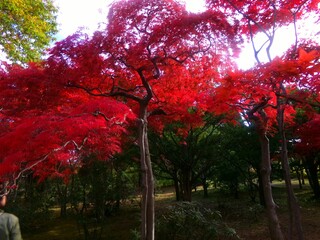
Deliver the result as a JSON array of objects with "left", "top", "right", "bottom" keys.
[{"left": 156, "top": 201, "right": 239, "bottom": 240}]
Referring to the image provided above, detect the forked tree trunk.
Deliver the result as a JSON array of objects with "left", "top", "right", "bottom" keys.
[
  {"left": 248, "top": 102, "right": 284, "bottom": 240},
  {"left": 258, "top": 132, "right": 284, "bottom": 240},
  {"left": 277, "top": 99, "right": 304, "bottom": 240},
  {"left": 138, "top": 106, "right": 155, "bottom": 240}
]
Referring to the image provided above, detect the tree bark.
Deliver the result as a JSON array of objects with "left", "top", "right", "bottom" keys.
[
  {"left": 257, "top": 171, "right": 266, "bottom": 206},
  {"left": 296, "top": 168, "right": 303, "bottom": 190},
  {"left": 56, "top": 181, "right": 68, "bottom": 218},
  {"left": 248, "top": 99, "right": 284, "bottom": 240},
  {"left": 144, "top": 124, "right": 155, "bottom": 240},
  {"left": 173, "top": 172, "right": 181, "bottom": 201},
  {"left": 259, "top": 133, "right": 284, "bottom": 240},
  {"left": 180, "top": 169, "right": 192, "bottom": 201},
  {"left": 138, "top": 106, "right": 155, "bottom": 240},
  {"left": 305, "top": 156, "right": 320, "bottom": 199},
  {"left": 277, "top": 96, "right": 304, "bottom": 240},
  {"left": 202, "top": 175, "right": 208, "bottom": 198}
]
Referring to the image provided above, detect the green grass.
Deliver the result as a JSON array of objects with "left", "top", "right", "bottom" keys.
[
  {"left": 23, "top": 183, "right": 320, "bottom": 240},
  {"left": 23, "top": 205, "right": 140, "bottom": 240}
]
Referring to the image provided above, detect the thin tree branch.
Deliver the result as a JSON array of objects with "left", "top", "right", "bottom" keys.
[{"left": 1, "top": 138, "right": 88, "bottom": 198}]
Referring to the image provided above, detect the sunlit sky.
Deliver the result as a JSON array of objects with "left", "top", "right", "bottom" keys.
[
  {"left": 54, "top": 0, "right": 206, "bottom": 40},
  {"left": 53, "top": 0, "right": 318, "bottom": 69}
]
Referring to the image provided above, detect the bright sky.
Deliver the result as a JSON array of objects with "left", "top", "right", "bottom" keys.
[
  {"left": 53, "top": 0, "right": 318, "bottom": 69},
  {"left": 237, "top": 16, "right": 320, "bottom": 69},
  {"left": 54, "top": 0, "right": 206, "bottom": 40},
  {"left": 54, "top": 0, "right": 112, "bottom": 39}
]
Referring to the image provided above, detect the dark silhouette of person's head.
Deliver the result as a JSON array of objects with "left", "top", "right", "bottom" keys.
[
  {"left": 0, "top": 180, "right": 23, "bottom": 239},
  {"left": 0, "top": 181, "right": 8, "bottom": 208}
]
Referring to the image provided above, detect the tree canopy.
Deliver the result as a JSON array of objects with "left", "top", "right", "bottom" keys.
[
  {"left": 0, "top": 0, "right": 58, "bottom": 63},
  {"left": 0, "top": 0, "right": 320, "bottom": 239}
]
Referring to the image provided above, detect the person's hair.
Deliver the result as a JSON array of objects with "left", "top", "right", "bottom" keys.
[{"left": 0, "top": 181, "right": 8, "bottom": 198}]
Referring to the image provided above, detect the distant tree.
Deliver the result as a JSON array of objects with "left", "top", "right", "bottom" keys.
[
  {"left": 150, "top": 116, "right": 222, "bottom": 201},
  {"left": 0, "top": 0, "right": 58, "bottom": 62},
  {"left": 212, "top": 124, "right": 259, "bottom": 200},
  {"left": 295, "top": 114, "right": 320, "bottom": 199}
]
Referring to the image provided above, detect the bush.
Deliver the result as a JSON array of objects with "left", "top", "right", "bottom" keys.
[
  {"left": 5, "top": 193, "right": 54, "bottom": 231},
  {"left": 130, "top": 229, "right": 141, "bottom": 240},
  {"left": 156, "top": 201, "right": 239, "bottom": 240}
]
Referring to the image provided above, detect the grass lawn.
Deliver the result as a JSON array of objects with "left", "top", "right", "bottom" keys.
[
  {"left": 22, "top": 183, "right": 320, "bottom": 240},
  {"left": 22, "top": 204, "right": 141, "bottom": 240}
]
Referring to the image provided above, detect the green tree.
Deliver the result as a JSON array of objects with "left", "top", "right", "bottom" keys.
[
  {"left": 150, "top": 116, "right": 222, "bottom": 201},
  {"left": 0, "top": 0, "right": 58, "bottom": 62},
  {"left": 213, "top": 124, "right": 261, "bottom": 201}
]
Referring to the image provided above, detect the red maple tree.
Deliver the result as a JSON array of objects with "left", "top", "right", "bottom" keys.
[
  {"left": 1, "top": 0, "right": 240, "bottom": 239},
  {"left": 205, "top": 1, "right": 320, "bottom": 239},
  {"left": 0, "top": 62, "right": 135, "bottom": 189},
  {"left": 1, "top": 1, "right": 319, "bottom": 239}
]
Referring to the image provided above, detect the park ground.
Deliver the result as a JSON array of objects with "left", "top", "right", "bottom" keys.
[{"left": 22, "top": 182, "right": 320, "bottom": 240}]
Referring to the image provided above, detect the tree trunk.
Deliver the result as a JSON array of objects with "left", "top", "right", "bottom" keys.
[
  {"left": 173, "top": 173, "right": 181, "bottom": 201},
  {"left": 115, "top": 169, "right": 121, "bottom": 210},
  {"left": 257, "top": 171, "right": 266, "bottom": 206},
  {"left": 248, "top": 99, "right": 284, "bottom": 240},
  {"left": 144, "top": 126, "right": 155, "bottom": 240},
  {"left": 57, "top": 182, "right": 68, "bottom": 218},
  {"left": 138, "top": 106, "right": 155, "bottom": 240},
  {"left": 180, "top": 169, "right": 192, "bottom": 201},
  {"left": 202, "top": 176, "right": 208, "bottom": 198},
  {"left": 296, "top": 168, "right": 303, "bottom": 190},
  {"left": 259, "top": 133, "right": 284, "bottom": 240},
  {"left": 305, "top": 156, "right": 320, "bottom": 199},
  {"left": 277, "top": 98, "right": 304, "bottom": 240}
]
